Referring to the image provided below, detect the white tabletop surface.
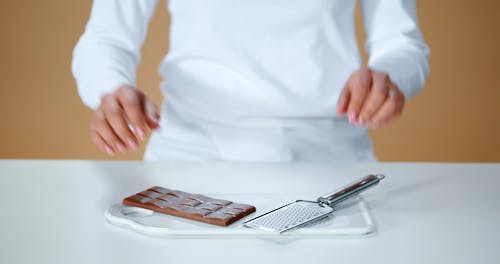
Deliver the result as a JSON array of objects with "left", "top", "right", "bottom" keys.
[{"left": 0, "top": 160, "right": 499, "bottom": 264}]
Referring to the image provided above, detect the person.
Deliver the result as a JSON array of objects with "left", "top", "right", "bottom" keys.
[{"left": 72, "top": 0, "right": 429, "bottom": 162}]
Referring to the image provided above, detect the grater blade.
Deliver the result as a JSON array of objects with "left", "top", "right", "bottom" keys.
[
  {"left": 242, "top": 201, "right": 333, "bottom": 233},
  {"left": 243, "top": 174, "right": 385, "bottom": 233}
]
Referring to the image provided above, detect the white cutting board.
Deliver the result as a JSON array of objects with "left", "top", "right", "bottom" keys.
[{"left": 105, "top": 193, "right": 376, "bottom": 239}]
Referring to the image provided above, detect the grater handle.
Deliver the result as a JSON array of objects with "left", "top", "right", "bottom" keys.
[{"left": 317, "top": 174, "right": 385, "bottom": 207}]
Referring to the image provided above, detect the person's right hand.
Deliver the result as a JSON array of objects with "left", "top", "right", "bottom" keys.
[{"left": 90, "top": 85, "right": 160, "bottom": 156}]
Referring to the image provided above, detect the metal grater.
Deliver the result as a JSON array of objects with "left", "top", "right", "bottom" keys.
[{"left": 243, "top": 174, "right": 385, "bottom": 233}]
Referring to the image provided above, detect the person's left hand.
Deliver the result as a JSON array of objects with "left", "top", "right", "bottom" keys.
[{"left": 336, "top": 67, "right": 405, "bottom": 130}]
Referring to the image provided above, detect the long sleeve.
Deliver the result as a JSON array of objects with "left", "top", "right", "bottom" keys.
[
  {"left": 361, "top": 0, "right": 430, "bottom": 99},
  {"left": 72, "top": 0, "right": 159, "bottom": 109}
]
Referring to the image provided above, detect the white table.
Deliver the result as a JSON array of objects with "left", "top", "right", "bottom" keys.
[{"left": 0, "top": 160, "right": 499, "bottom": 264}]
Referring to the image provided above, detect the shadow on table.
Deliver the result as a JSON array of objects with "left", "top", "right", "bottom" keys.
[{"left": 364, "top": 174, "right": 448, "bottom": 231}]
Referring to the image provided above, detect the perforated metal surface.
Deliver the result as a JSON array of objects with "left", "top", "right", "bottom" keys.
[{"left": 243, "top": 201, "right": 333, "bottom": 233}]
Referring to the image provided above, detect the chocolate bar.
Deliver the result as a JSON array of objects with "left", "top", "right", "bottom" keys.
[{"left": 123, "top": 186, "right": 256, "bottom": 226}]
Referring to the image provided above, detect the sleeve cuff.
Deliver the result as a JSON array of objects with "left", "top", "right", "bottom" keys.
[
  {"left": 77, "top": 78, "right": 132, "bottom": 110},
  {"left": 368, "top": 48, "right": 430, "bottom": 100}
]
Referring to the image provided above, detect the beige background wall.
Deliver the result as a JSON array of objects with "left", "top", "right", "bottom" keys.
[{"left": 0, "top": 0, "right": 499, "bottom": 161}]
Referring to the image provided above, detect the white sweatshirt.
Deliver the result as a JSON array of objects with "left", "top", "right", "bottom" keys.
[{"left": 72, "top": 0, "right": 429, "bottom": 162}]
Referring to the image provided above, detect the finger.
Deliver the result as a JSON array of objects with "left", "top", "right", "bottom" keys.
[
  {"left": 336, "top": 86, "right": 351, "bottom": 116},
  {"left": 393, "top": 83, "right": 406, "bottom": 115},
  {"left": 358, "top": 73, "right": 390, "bottom": 125},
  {"left": 116, "top": 87, "right": 147, "bottom": 140},
  {"left": 90, "top": 129, "right": 114, "bottom": 156},
  {"left": 101, "top": 95, "right": 139, "bottom": 151},
  {"left": 347, "top": 67, "right": 372, "bottom": 124},
  {"left": 92, "top": 109, "right": 127, "bottom": 153},
  {"left": 370, "top": 87, "right": 402, "bottom": 130},
  {"left": 143, "top": 99, "right": 160, "bottom": 129}
]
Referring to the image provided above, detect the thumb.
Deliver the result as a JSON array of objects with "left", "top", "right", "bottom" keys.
[
  {"left": 336, "top": 86, "right": 351, "bottom": 116},
  {"left": 143, "top": 99, "right": 160, "bottom": 129}
]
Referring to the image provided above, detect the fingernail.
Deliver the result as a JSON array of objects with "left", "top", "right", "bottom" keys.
[
  {"left": 357, "top": 116, "right": 364, "bottom": 125},
  {"left": 116, "top": 143, "right": 126, "bottom": 153},
  {"left": 348, "top": 112, "right": 355, "bottom": 123},
  {"left": 151, "top": 114, "right": 160, "bottom": 123},
  {"left": 104, "top": 146, "right": 114, "bottom": 156},
  {"left": 136, "top": 127, "right": 145, "bottom": 140},
  {"left": 127, "top": 138, "right": 138, "bottom": 151}
]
